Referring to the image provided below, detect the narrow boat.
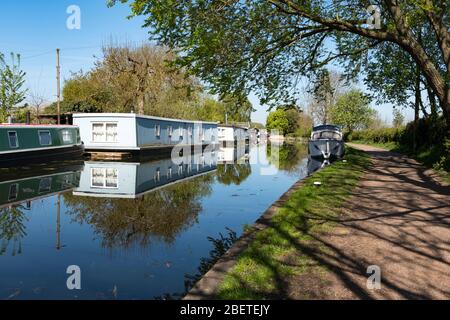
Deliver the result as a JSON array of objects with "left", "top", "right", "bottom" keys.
[
  {"left": 0, "top": 169, "right": 82, "bottom": 209},
  {"left": 217, "top": 125, "right": 249, "bottom": 145},
  {"left": 73, "top": 113, "right": 219, "bottom": 152},
  {"left": 0, "top": 124, "right": 84, "bottom": 167},
  {"left": 73, "top": 149, "right": 218, "bottom": 199},
  {"left": 308, "top": 125, "right": 345, "bottom": 159}
]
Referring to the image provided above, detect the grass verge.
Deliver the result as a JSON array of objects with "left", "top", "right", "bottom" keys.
[
  {"left": 217, "top": 147, "right": 371, "bottom": 299},
  {"left": 350, "top": 140, "right": 450, "bottom": 183}
]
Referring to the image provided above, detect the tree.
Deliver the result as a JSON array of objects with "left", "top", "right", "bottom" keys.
[
  {"left": 108, "top": 1, "right": 450, "bottom": 129},
  {"left": 0, "top": 52, "right": 27, "bottom": 122},
  {"left": 393, "top": 108, "right": 405, "bottom": 128},
  {"left": 330, "top": 89, "right": 375, "bottom": 133},
  {"left": 221, "top": 94, "right": 254, "bottom": 123},
  {"left": 57, "top": 44, "right": 202, "bottom": 119},
  {"left": 266, "top": 109, "right": 289, "bottom": 135},
  {"left": 308, "top": 69, "right": 345, "bottom": 125},
  {"left": 28, "top": 90, "right": 47, "bottom": 124}
]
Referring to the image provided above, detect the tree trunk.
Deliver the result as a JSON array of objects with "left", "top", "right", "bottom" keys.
[
  {"left": 427, "top": 85, "right": 438, "bottom": 120},
  {"left": 137, "top": 95, "right": 145, "bottom": 115},
  {"left": 413, "top": 67, "right": 422, "bottom": 152}
]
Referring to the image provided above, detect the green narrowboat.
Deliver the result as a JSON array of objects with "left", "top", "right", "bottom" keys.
[
  {"left": 0, "top": 170, "right": 81, "bottom": 209},
  {"left": 0, "top": 125, "right": 84, "bottom": 167}
]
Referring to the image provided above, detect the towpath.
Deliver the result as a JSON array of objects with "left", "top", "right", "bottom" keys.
[{"left": 287, "top": 144, "right": 450, "bottom": 299}]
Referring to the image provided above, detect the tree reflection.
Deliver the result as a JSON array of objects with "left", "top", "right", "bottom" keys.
[
  {"left": 267, "top": 142, "right": 308, "bottom": 174},
  {"left": 0, "top": 206, "right": 28, "bottom": 256},
  {"left": 216, "top": 163, "right": 252, "bottom": 185},
  {"left": 64, "top": 174, "right": 214, "bottom": 249}
]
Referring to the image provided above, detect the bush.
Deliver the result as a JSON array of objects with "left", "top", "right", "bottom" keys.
[
  {"left": 348, "top": 116, "right": 449, "bottom": 172},
  {"left": 347, "top": 127, "right": 405, "bottom": 144}
]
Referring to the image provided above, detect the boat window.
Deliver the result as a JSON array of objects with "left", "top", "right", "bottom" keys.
[
  {"left": 62, "top": 130, "right": 73, "bottom": 143},
  {"left": 200, "top": 127, "right": 205, "bottom": 141},
  {"left": 168, "top": 126, "right": 173, "bottom": 138},
  {"left": 105, "top": 124, "right": 118, "bottom": 142},
  {"left": 179, "top": 126, "right": 183, "bottom": 140},
  {"left": 8, "top": 184, "right": 19, "bottom": 201},
  {"left": 155, "top": 125, "right": 161, "bottom": 138},
  {"left": 188, "top": 126, "right": 193, "bottom": 138},
  {"left": 91, "top": 168, "right": 118, "bottom": 188},
  {"left": 39, "top": 131, "right": 52, "bottom": 146},
  {"left": 8, "top": 131, "right": 18, "bottom": 148},
  {"left": 39, "top": 177, "right": 52, "bottom": 193},
  {"left": 313, "top": 131, "right": 342, "bottom": 140},
  {"left": 92, "top": 123, "right": 105, "bottom": 142},
  {"left": 92, "top": 123, "right": 117, "bottom": 143}
]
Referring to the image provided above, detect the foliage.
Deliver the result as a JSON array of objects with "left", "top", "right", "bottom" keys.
[
  {"left": 65, "top": 174, "right": 214, "bottom": 248},
  {"left": 349, "top": 116, "right": 449, "bottom": 172},
  {"left": 216, "top": 164, "right": 252, "bottom": 186},
  {"left": 0, "top": 52, "right": 28, "bottom": 122},
  {"left": 349, "top": 127, "right": 405, "bottom": 144},
  {"left": 267, "top": 143, "right": 309, "bottom": 174},
  {"left": 308, "top": 69, "right": 345, "bottom": 125},
  {"left": 196, "top": 95, "right": 254, "bottom": 123},
  {"left": 108, "top": 0, "right": 450, "bottom": 128},
  {"left": 48, "top": 44, "right": 253, "bottom": 123},
  {"left": 266, "top": 109, "right": 290, "bottom": 135},
  {"left": 184, "top": 228, "right": 238, "bottom": 292},
  {"left": 393, "top": 109, "right": 405, "bottom": 128},
  {"left": 330, "top": 89, "right": 375, "bottom": 133},
  {"left": 0, "top": 206, "right": 28, "bottom": 256}
]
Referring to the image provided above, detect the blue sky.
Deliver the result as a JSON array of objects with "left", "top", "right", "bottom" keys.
[{"left": 0, "top": 1, "right": 410, "bottom": 124}]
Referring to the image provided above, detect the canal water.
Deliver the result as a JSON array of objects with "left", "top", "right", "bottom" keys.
[{"left": 0, "top": 143, "right": 317, "bottom": 300}]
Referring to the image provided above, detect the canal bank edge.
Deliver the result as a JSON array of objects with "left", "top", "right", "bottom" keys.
[
  {"left": 184, "top": 147, "right": 369, "bottom": 300},
  {"left": 183, "top": 176, "right": 306, "bottom": 300}
]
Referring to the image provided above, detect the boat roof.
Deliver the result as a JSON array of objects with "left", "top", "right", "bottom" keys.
[
  {"left": 218, "top": 124, "right": 248, "bottom": 129},
  {"left": 312, "top": 125, "right": 342, "bottom": 132},
  {"left": 73, "top": 113, "right": 219, "bottom": 126},
  {"left": 0, "top": 124, "right": 76, "bottom": 128}
]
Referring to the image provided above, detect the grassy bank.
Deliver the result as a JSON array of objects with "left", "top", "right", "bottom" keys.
[
  {"left": 217, "top": 148, "right": 371, "bottom": 299},
  {"left": 351, "top": 140, "right": 450, "bottom": 183}
]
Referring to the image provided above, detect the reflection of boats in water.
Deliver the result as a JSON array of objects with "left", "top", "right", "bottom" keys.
[
  {"left": 217, "top": 144, "right": 249, "bottom": 164},
  {"left": 0, "top": 169, "right": 82, "bottom": 209},
  {"left": 308, "top": 125, "right": 345, "bottom": 159},
  {"left": 307, "top": 157, "right": 330, "bottom": 175},
  {"left": 73, "top": 150, "right": 218, "bottom": 199}
]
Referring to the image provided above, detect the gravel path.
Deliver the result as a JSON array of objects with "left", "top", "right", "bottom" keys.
[{"left": 289, "top": 144, "right": 450, "bottom": 299}]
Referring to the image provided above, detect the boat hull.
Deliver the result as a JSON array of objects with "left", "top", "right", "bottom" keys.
[
  {"left": 0, "top": 144, "right": 85, "bottom": 168},
  {"left": 308, "top": 139, "right": 345, "bottom": 159}
]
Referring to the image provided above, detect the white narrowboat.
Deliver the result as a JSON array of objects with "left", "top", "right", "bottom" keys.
[
  {"left": 73, "top": 149, "right": 217, "bottom": 199},
  {"left": 73, "top": 113, "right": 218, "bottom": 152},
  {"left": 217, "top": 145, "right": 249, "bottom": 164},
  {"left": 217, "top": 125, "right": 249, "bottom": 144}
]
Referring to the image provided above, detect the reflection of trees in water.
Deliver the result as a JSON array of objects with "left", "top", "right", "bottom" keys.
[
  {"left": 0, "top": 206, "right": 28, "bottom": 256},
  {"left": 216, "top": 164, "right": 252, "bottom": 185},
  {"left": 64, "top": 174, "right": 214, "bottom": 249},
  {"left": 155, "top": 228, "right": 238, "bottom": 300},
  {"left": 267, "top": 142, "right": 308, "bottom": 174}
]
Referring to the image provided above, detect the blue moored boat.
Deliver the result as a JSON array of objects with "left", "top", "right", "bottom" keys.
[{"left": 308, "top": 125, "right": 345, "bottom": 159}]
